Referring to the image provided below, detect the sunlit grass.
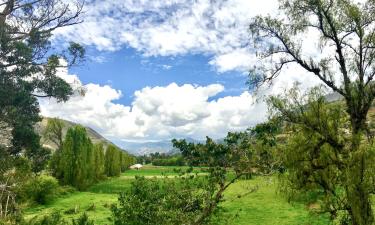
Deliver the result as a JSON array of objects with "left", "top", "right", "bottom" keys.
[{"left": 24, "top": 166, "right": 329, "bottom": 224}]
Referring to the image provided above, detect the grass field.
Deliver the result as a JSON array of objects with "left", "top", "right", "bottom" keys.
[{"left": 24, "top": 166, "right": 329, "bottom": 224}]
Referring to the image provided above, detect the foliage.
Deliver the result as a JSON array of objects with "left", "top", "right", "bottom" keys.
[
  {"left": 249, "top": 0, "right": 375, "bottom": 224},
  {"left": 105, "top": 145, "right": 121, "bottom": 177},
  {"left": 105, "top": 145, "right": 133, "bottom": 177},
  {"left": 119, "top": 151, "right": 136, "bottom": 172},
  {"left": 269, "top": 86, "right": 375, "bottom": 224},
  {"left": 21, "top": 175, "right": 59, "bottom": 205},
  {"left": 25, "top": 212, "right": 94, "bottom": 225},
  {"left": 137, "top": 152, "right": 185, "bottom": 166},
  {"left": 0, "top": 147, "right": 32, "bottom": 221},
  {"left": 151, "top": 155, "right": 185, "bottom": 166},
  {"left": 0, "top": 0, "right": 84, "bottom": 221},
  {"left": 92, "top": 143, "right": 105, "bottom": 181},
  {"left": 0, "top": 0, "right": 84, "bottom": 169},
  {"left": 248, "top": 120, "right": 283, "bottom": 175},
  {"left": 112, "top": 176, "right": 212, "bottom": 225},
  {"left": 71, "top": 213, "right": 94, "bottom": 225},
  {"left": 57, "top": 126, "right": 95, "bottom": 190},
  {"left": 173, "top": 137, "right": 253, "bottom": 224},
  {"left": 44, "top": 118, "right": 65, "bottom": 150}
]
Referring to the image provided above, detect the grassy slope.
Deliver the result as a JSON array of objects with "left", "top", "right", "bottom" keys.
[{"left": 24, "top": 166, "right": 329, "bottom": 225}]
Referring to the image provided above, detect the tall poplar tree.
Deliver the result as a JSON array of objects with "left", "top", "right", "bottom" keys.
[
  {"left": 59, "top": 126, "right": 94, "bottom": 190},
  {"left": 105, "top": 145, "right": 121, "bottom": 177},
  {"left": 93, "top": 143, "right": 105, "bottom": 181}
]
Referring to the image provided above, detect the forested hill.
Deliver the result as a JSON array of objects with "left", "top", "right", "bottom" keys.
[{"left": 36, "top": 117, "right": 127, "bottom": 153}]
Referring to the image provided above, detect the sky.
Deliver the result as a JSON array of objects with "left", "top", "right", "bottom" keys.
[{"left": 39, "top": 0, "right": 324, "bottom": 148}]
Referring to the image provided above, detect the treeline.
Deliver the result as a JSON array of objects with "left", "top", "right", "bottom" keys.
[
  {"left": 137, "top": 152, "right": 185, "bottom": 166},
  {"left": 50, "top": 123, "right": 135, "bottom": 190}
]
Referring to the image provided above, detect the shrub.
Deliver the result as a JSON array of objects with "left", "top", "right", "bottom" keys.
[
  {"left": 27, "top": 212, "right": 68, "bottom": 225},
  {"left": 72, "top": 213, "right": 94, "bottom": 225},
  {"left": 25, "top": 212, "right": 94, "bottom": 225},
  {"left": 111, "top": 176, "right": 213, "bottom": 225},
  {"left": 22, "top": 175, "right": 59, "bottom": 205}
]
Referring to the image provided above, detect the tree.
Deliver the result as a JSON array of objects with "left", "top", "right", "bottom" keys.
[
  {"left": 0, "top": 0, "right": 84, "bottom": 168},
  {"left": 172, "top": 137, "right": 253, "bottom": 225},
  {"left": 43, "top": 118, "right": 65, "bottom": 150},
  {"left": 120, "top": 152, "right": 135, "bottom": 172},
  {"left": 93, "top": 143, "right": 105, "bottom": 181},
  {"left": 59, "top": 126, "right": 94, "bottom": 190},
  {"left": 250, "top": 1, "right": 375, "bottom": 224},
  {"left": 105, "top": 145, "right": 121, "bottom": 177},
  {"left": 112, "top": 176, "right": 214, "bottom": 225},
  {"left": 44, "top": 118, "right": 65, "bottom": 177}
]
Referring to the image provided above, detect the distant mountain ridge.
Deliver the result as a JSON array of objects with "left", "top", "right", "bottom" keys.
[{"left": 117, "top": 137, "right": 201, "bottom": 155}]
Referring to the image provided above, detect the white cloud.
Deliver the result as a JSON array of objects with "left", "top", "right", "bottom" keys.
[
  {"left": 54, "top": 0, "right": 279, "bottom": 73},
  {"left": 39, "top": 70, "right": 268, "bottom": 142}
]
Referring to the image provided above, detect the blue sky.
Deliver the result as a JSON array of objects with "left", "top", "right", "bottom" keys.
[{"left": 71, "top": 47, "right": 248, "bottom": 106}]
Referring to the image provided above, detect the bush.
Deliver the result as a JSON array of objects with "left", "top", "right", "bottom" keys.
[
  {"left": 27, "top": 212, "right": 68, "bottom": 225},
  {"left": 25, "top": 212, "right": 94, "bottom": 225},
  {"left": 111, "top": 176, "right": 216, "bottom": 225},
  {"left": 22, "top": 175, "right": 59, "bottom": 205}
]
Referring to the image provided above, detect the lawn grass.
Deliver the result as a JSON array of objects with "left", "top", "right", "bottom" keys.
[{"left": 24, "top": 166, "right": 329, "bottom": 224}]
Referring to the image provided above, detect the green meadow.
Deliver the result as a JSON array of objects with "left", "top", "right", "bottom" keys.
[{"left": 24, "top": 166, "right": 329, "bottom": 225}]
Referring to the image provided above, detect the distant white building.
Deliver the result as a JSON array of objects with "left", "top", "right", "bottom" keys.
[{"left": 130, "top": 164, "right": 143, "bottom": 170}]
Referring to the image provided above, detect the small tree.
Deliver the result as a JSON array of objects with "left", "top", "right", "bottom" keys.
[{"left": 172, "top": 137, "right": 254, "bottom": 225}]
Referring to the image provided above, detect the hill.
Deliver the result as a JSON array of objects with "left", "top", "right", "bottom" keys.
[{"left": 36, "top": 118, "right": 127, "bottom": 153}]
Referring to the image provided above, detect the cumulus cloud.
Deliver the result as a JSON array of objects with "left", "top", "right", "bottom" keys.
[{"left": 39, "top": 69, "right": 269, "bottom": 142}]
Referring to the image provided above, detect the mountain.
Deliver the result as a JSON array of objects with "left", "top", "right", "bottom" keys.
[
  {"left": 117, "top": 137, "right": 202, "bottom": 156},
  {"left": 325, "top": 92, "right": 344, "bottom": 102},
  {"left": 36, "top": 117, "right": 124, "bottom": 152},
  {"left": 117, "top": 140, "right": 174, "bottom": 156}
]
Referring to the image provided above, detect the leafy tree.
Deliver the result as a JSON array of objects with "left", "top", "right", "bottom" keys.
[
  {"left": 250, "top": 0, "right": 375, "bottom": 224},
  {"left": 172, "top": 137, "right": 253, "bottom": 225},
  {"left": 59, "top": 126, "right": 94, "bottom": 190},
  {"left": 120, "top": 152, "right": 135, "bottom": 172},
  {"left": 249, "top": 120, "right": 283, "bottom": 175},
  {"left": 44, "top": 118, "right": 65, "bottom": 150},
  {"left": 0, "top": 0, "right": 84, "bottom": 173},
  {"left": 93, "top": 143, "right": 105, "bottom": 181},
  {"left": 269, "top": 85, "right": 375, "bottom": 224},
  {"left": 105, "top": 145, "right": 121, "bottom": 177}
]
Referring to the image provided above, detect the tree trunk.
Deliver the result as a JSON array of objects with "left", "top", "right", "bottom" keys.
[{"left": 348, "top": 187, "right": 373, "bottom": 225}]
